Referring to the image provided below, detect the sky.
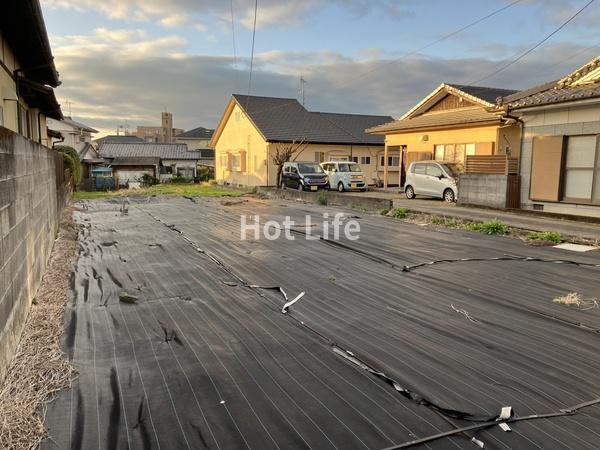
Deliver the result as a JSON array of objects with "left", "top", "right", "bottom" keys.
[{"left": 40, "top": 0, "right": 600, "bottom": 137}]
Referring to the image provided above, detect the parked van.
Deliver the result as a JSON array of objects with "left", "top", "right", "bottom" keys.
[
  {"left": 404, "top": 161, "right": 459, "bottom": 202},
  {"left": 321, "top": 161, "right": 368, "bottom": 192},
  {"left": 281, "top": 162, "right": 329, "bottom": 191}
]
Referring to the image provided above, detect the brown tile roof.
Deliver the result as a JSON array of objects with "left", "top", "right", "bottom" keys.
[
  {"left": 367, "top": 107, "right": 501, "bottom": 133},
  {"left": 505, "top": 82, "right": 600, "bottom": 109}
]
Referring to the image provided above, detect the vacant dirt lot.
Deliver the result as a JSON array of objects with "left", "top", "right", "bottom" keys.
[{"left": 41, "top": 196, "right": 600, "bottom": 449}]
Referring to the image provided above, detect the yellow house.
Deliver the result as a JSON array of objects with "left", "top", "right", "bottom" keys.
[
  {"left": 367, "top": 84, "right": 522, "bottom": 187},
  {"left": 0, "top": 1, "right": 62, "bottom": 145},
  {"left": 210, "top": 95, "right": 393, "bottom": 187}
]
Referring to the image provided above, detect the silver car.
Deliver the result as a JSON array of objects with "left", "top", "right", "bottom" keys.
[{"left": 404, "top": 161, "right": 459, "bottom": 202}]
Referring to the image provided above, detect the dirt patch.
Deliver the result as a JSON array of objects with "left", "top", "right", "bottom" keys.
[{"left": 0, "top": 207, "right": 78, "bottom": 450}]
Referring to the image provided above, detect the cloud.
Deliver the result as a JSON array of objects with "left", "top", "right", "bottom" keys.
[
  {"left": 41, "top": 0, "right": 414, "bottom": 29},
  {"left": 50, "top": 24, "right": 600, "bottom": 139}
]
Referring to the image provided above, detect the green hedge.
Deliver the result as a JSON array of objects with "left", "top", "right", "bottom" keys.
[{"left": 55, "top": 145, "right": 81, "bottom": 184}]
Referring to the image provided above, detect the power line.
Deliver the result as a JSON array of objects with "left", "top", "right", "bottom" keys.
[
  {"left": 470, "top": 0, "right": 596, "bottom": 85},
  {"left": 230, "top": 0, "right": 238, "bottom": 89},
  {"left": 246, "top": 0, "right": 258, "bottom": 109},
  {"left": 234, "top": 0, "right": 525, "bottom": 118},
  {"left": 335, "top": 0, "right": 525, "bottom": 90}
]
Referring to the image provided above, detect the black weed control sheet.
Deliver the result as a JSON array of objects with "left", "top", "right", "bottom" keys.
[{"left": 41, "top": 197, "right": 600, "bottom": 449}]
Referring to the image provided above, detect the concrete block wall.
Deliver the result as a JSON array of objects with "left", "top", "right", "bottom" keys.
[
  {"left": 0, "top": 127, "right": 67, "bottom": 381},
  {"left": 458, "top": 174, "right": 508, "bottom": 209},
  {"left": 519, "top": 105, "right": 600, "bottom": 218}
]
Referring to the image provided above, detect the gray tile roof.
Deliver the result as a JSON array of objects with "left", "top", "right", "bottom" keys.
[
  {"left": 504, "top": 81, "right": 600, "bottom": 109},
  {"left": 94, "top": 135, "right": 146, "bottom": 146},
  {"left": 368, "top": 108, "right": 501, "bottom": 133},
  {"left": 63, "top": 117, "right": 98, "bottom": 133},
  {"left": 178, "top": 126, "right": 214, "bottom": 139},
  {"left": 98, "top": 143, "right": 204, "bottom": 160},
  {"left": 446, "top": 84, "right": 518, "bottom": 104},
  {"left": 110, "top": 157, "right": 161, "bottom": 166},
  {"left": 232, "top": 94, "right": 392, "bottom": 145}
]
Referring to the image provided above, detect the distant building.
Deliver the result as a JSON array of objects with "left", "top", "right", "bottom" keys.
[
  {"left": 176, "top": 126, "right": 214, "bottom": 150},
  {"left": 47, "top": 117, "right": 98, "bottom": 152},
  {"left": 133, "top": 112, "right": 184, "bottom": 143}
]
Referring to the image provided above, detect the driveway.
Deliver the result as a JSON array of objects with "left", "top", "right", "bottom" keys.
[{"left": 42, "top": 196, "right": 600, "bottom": 449}]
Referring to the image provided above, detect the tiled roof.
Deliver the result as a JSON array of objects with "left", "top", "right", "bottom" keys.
[
  {"left": 504, "top": 81, "right": 600, "bottom": 109},
  {"left": 367, "top": 107, "right": 501, "bottom": 133},
  {"left": 446, "top": 84, "right": 518, "bottom": 104},
  {"left": 232, "top": 94, "right": 392, "bottom": 145},
  {"left": 63, "top": 117, "right": 98, "bottom": 133},
  {"left": 98, "top": 143, "right": 204, "bottom": 160},
  {"left": 110, "top": 157, "right": 161, "bottom": 166},
  {"left": 178, "top": 126, "right": 214, "bottom": 139},
  {"left": 95, "top": 135, "right": 146, "bottom": 145}
]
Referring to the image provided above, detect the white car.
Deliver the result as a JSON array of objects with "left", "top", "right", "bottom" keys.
[
  {"left": 404, "top": 161, "right": 459, "bottom": 202},
  {"left": 321, "top": 161, "right": 368, "bottom": 192}
]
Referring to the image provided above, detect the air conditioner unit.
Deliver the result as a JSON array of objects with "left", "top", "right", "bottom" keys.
[{"left": 419, "top": 135, "right": 429, "bottom": 142}]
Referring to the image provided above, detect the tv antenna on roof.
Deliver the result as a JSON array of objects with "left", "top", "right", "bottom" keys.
[{"left": 299, "top": 76, "right": 307, "bottom": 106}]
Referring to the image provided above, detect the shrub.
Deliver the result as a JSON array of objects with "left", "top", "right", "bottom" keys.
[
  {"left": 196, "top": 166, "right": 213, "bottom": 182},
  {"left": 55, "top": 145, "right": 81, "bottom": 184},
  {"left": 171, "top": 175, "right": 191, "bottom": 184},
  {"left": 526, "top": 231, "right": 563, "bottom": 243},
  {"left": 391, "top": 208, "right": 408, "bottom": 219},
  {"left": 380, "top": 208, "right": 389, "bottom": 216},
  {"left": 317, "top": 189, "right": 328, "bottom": 205},
  {"left": 141, "top": 173, "right": 159, "bottom": 187},
  {"left": 465, "top": 219, "right": 509, "bottom": 235}
]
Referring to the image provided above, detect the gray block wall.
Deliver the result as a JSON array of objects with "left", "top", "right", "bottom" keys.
[
  {"left": 0, "top": 127, "right": 68, "bottom": 381},
  {"left": 458, "top": 174, "right": 508, "bottom": 209}
]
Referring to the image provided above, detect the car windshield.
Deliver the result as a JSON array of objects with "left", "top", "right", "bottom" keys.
[
  {"left": 298, "top": 163, "right": 324, "bottom": 174},
  {"left": 440, "top": 164, "right": 460, "bottom": 177},
  {"left": 339, "top": 163, "right": 361, "bottom": 172}
]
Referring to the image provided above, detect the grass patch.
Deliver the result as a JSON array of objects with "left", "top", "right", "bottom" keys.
[
  {"left": 317, "top": 189, "right": 328, "bottom": 206},
  {"left": 391, "top": 207, "right": 408, "bottom": 219},
  {"left": 74, "top": 184, "right": 244, "bottom": 201},
  {"left": 464, "top": 219, "right": 509, "bottom": 235},
  {"left": 526, "top": 231, "right": 563, "bottom": 244}
]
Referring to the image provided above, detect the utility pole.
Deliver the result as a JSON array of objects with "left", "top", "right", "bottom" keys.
[
  {"left": 64, "top": 99, "right": 72, "bottom": 118},
  {"left": 299, "top": 76, "right": 307, "bottom": 106}
]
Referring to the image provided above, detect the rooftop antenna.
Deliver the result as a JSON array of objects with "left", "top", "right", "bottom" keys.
[
  {"left": 64, "top": 99, "right": 72, "bottom": 117},
  {"left": 299, "top": 76, "right": 307, "bottom": 106}
]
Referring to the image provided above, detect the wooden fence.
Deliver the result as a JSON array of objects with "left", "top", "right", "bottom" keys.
[{"left": 465, "top": 155, "right": 519, "bottom": 175}]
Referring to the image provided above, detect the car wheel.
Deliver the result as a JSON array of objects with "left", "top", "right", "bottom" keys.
[
  {"left": 337, "top": 182, "right": 345, "bottom": 192},
  {"left": 405, "top": 185, "right": 415, "bottom": 199},
  {"left": 443, "top": 188, "right": 455, "bottom": 203},
  {"left": 360, "top": 188, "right": 367, "bottom": 192}
]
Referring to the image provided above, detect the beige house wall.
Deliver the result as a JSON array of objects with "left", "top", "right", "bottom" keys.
[
  {"left": 176, "top": 137, "right": 211, "bottom": 150},
  {"left": 214, "top": 103, "right": 269, "bottom": 186},
  {"left": 0, "top": 29, "right": 51, "bottom": 145},
  {"left": 518, "top": 103, "right": 600, "bottom": 218}
]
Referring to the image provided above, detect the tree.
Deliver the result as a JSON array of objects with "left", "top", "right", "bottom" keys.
[{"left": 272, "top": 139, "right": 309, "bottom": 188}]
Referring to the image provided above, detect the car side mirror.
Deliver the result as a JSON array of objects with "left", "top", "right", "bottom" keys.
[{"left": 438, "top": 174, "right": 445, "bottom": 179}]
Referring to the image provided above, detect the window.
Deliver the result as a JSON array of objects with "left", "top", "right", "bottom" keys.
[
  {"left": 435, "top": 143, "right": 475, "bottom": 162},
  {"left": 231, "top": 154, "right": 241, "bottom": 171},
  {"left": 220, "top": 154, "right": 228, "bottom": 167},
  {"left": 427, "top": 164, "right": 443, "bottom": 177},
  {"left": 466, "top": 143, "right": 476, "bottom": 156},
  {"left": 413, "top": 163, "right": 427, "bottom": 175},
  {"left": 563, "top": 135, "right": 599, "bottom": 202},
  {"left": 351, "top": 156, "right": 359, "bottom": 163},
  {"left": 315, "top": 152, "right": 325, "bottom": 163},
  {"left": 434, "top": 145, "right": 445, "bottom": 161},
  {"left": 380, "top": 156, "right": 400, "bottom": 167},
  {"left": 360, "top": 156, "right": 371, "bottom": 165}
]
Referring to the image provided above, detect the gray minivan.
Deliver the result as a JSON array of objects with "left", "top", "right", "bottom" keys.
[{"left": 404, "top": 161, "right": 459, "bottom": 202}]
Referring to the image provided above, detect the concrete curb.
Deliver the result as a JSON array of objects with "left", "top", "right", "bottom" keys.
[{"left": 259, "top": 187, "right": 392, "bottom": 212}]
